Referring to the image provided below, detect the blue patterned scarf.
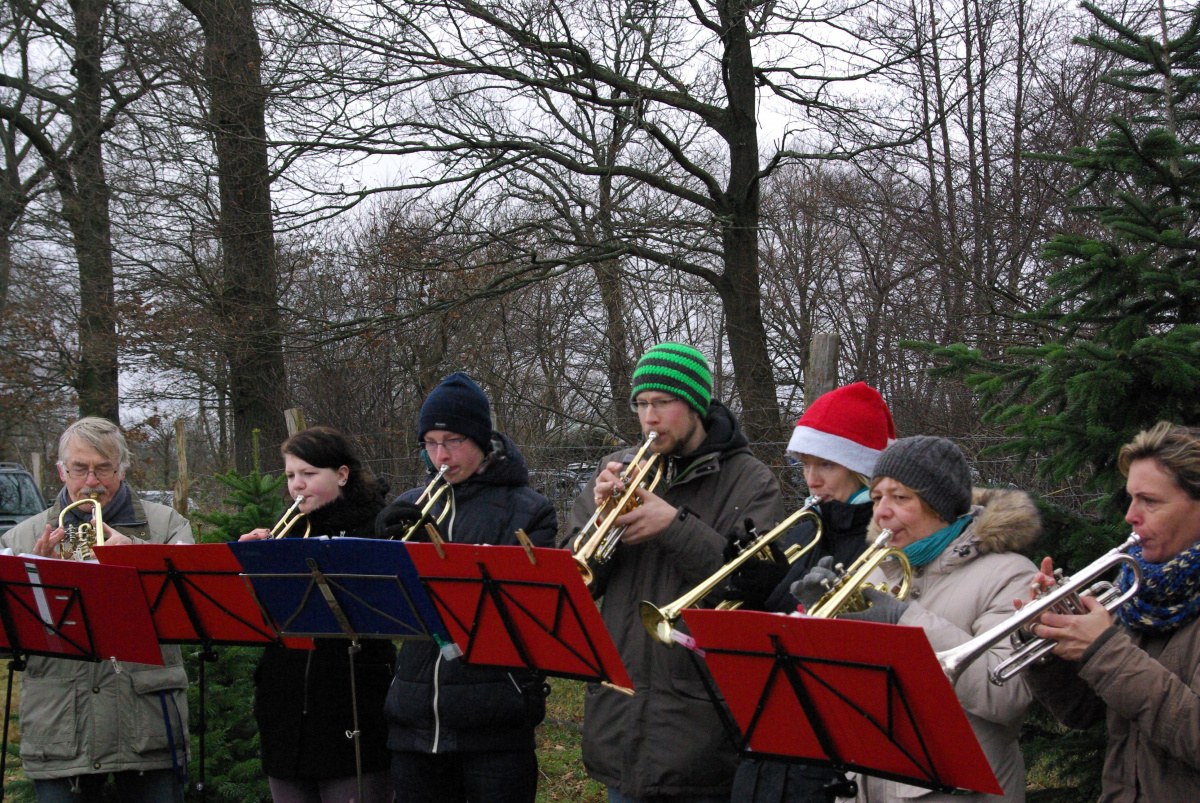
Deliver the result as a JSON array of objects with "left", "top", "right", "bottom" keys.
[{"left": 1116, "top": 539, "right": 1200, "bottom": 633}]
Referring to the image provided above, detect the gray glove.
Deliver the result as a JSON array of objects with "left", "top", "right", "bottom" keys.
[
  {"left": 790, "top": 555, "right": 839, "bottom": 610},
  {"left": 838, "top": 587, "right": 910, "bottom": 625}
]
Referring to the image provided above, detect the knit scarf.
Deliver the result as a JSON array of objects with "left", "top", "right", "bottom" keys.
[
  {"left": 1116, "top": 539, "right": 1200, "bottom": 633},
  {"left": 902, "top": 514, "right": 973, "bottom": 568},
  {"left": 57, "top": 483, "right": 136, "bottom": 526}
]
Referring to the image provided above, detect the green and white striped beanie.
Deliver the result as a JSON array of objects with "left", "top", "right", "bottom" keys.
[{"left": 630, "top": 342, "right": 713, "bottom": 416}]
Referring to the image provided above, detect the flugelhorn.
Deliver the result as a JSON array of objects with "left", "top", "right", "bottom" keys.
[
  {"left": 572, "top": 433, "right": 664, "bottom": 587},
  {"left": 271, "top": 495, "right": 312, "bottom": 539},
  {"left": 57, "top": 491, "right": 104, "bottom": 560},
  {"left": 937, "top": 533, "right": 1142, "bottom": 686},
  {"left": 398, "top": 464, "right": 452, "bottom": 541},
  {"left": 640, "top": 496, "right": 825, "bottom": 645},
  {"left": 806, "top": 529, "right": 912, "bottom": 618}
]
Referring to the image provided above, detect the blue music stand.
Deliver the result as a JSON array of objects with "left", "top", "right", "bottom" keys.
[{"left": 228, "top": 537, "right": 453, "bottom": 802}]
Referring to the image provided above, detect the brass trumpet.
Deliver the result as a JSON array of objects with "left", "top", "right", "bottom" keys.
[
  {"left": 57, "top": 492, "right": 104, "bottom": 561},
  {"left": 806, "top": 529, "right": 912, "bottom": 618},
  {"left": 640, "top": 495, "right": 825, "bottom": 645},
  {"left": 272, "top": 495, "right": 312, "bottom": 539},
  {"left": 937, "top": 533, "right": 1142, "bottom": 686},
  {"left": 399, "top": 464, "right": 452, "bottom": 541},
  {"left": 572, "top": 433, "right": 664, "bottom": 587}
]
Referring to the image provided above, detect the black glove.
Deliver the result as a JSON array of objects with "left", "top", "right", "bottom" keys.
[
  {"left": 790, "top": 555, "right": 840, "bottom": 611},
  {"left": 838, "top": 587, "right": 910, "bottom": 625},
  {"left": 722, "top": 517, "right": 761, "bottom": 563},
  {"left": 729, "top": 559, "right": 790, "bottom": 611},
  {"left": 376, "top": 501, "right": 425, "bottom": 541}
]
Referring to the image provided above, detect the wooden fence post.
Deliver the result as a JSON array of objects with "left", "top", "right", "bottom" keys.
[
  {"left": 174, "top": 420, "right": 190, "bottom": 516},
  {"left": 284, "top": 408, "right": 307, "bottom": 437},
  {"left": 30, "top": 452, "right": 43, "bottom": 498},
  {"left": 805, "top": 333, "right": 841, "bottom": 409}
]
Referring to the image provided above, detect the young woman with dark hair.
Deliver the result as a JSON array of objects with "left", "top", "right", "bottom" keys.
[{"left": 239, "top": 426, "right": 394, "bottom": 803}]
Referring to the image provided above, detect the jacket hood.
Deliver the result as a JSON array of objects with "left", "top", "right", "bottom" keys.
[
  {"left": 685, "top": 400, "right": 748, "bottom": 459},
  {"left": 868, "top": 486, "right": 1041, "bottom": 556},
  {"left": 426, "top": 431, "right": 530, "bottom": 490}
]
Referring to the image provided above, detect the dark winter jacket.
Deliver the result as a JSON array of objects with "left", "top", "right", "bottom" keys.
[
  {"left": 383, "top": 432, "right": 558, "bottom": 755},
  {"left": 253, "top": 482, "right": 396, "bottom": 780},
  {"left": 568, "top": 402, "right": 786, "bottom": 798},
  {"left": 733, "top": 498, "right": 875, "bottom": 803}
]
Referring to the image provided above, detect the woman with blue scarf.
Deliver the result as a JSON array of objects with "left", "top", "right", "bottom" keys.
[
  {"left": 795, "top": 435, "right": 1041, "bottom": 802},
  {"left": 1026, "top": 422, "right": 1200, "bottom": 802}
]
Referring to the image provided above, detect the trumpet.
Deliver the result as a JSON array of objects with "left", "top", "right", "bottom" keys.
[
  {"left": 398, "top": 464, "right": 452, "bottom": 541},
  {"left": 640, "top": 495, "right": 825, "bottom": 645},
  {"left": 271, "top": 495, "right": 312, "bottom": 539},
  {"left": 572, "top": 433, "right": 664, "bottom": 587},
  {"left": 937, "top": 533, "right": 1142, "bottom": 686},
  {"left": 57, "top": 492, "right": 104, "bottom": 561},
  {"left": 806, "top": 529, "right": 912, "bottom": 618}
]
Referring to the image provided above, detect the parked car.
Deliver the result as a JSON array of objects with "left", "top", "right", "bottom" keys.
[{"left": 0, "top": 462, "right": 47, "bottom": 537}]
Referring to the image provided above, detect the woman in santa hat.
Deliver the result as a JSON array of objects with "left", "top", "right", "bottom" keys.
[{"left": 727, "top": 381, "right": 894, "bottom": 803}]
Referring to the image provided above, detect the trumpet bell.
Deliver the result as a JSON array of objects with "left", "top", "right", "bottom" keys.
[{"left": 57, "top": 492, "right": 104, "bottom": 561}]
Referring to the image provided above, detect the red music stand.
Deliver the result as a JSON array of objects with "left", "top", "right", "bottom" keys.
[
  {"left": 0, "top": 553, "right": 164, "bottom": 799},
  {"left": 681, "top": 609, "right": 1003, "bottom": 796},
  {"left": 93, "top": 542, "right": 314, "bottom": 803},
  {"left": 406, "top": 542, "right": 633, "bottom": 692}
]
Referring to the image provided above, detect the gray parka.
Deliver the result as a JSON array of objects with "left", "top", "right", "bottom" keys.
[
  {"left": 568, "top": 402, "right": 785, "bottom": 798},
  {"left": 1025, "top": 583, "right": 1200, "bottom": 801},
  {"left": 1, "top": 489, "right": 192, "bottom": 779},
  {"left": 856, "top": 487, "right": 1040, "bottom": 803}
]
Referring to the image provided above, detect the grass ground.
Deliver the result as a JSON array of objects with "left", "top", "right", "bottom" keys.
[{"left": 536, "top": 678, "right": 606, "bottom": 803}]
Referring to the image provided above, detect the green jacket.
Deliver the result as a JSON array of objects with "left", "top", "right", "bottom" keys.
[
  {"left": 569, "top": 402, "right": 785, "bottom": 798},
  {"left": 1, "top": 488, "right": 192, "bottom": 779}
]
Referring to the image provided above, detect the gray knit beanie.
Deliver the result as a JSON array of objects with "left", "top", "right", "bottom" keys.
[{"left": 872, "top": 435, "right": 972, "bottom": 523}]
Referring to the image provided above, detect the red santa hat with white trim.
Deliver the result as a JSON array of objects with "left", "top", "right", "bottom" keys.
[{"left": 786, "top": 382, "right": 896, "bottom": 476}]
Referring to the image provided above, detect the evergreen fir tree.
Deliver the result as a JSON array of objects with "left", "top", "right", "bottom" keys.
[
  {"left": 185, "top": 431, "right": 284, "bottom": 802},
  {"left": 921, "top": 1, "right": 1200, "bottom": 530}
]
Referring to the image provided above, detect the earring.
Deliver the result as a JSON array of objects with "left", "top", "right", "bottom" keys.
[{"left": 338, "top": 480, "right": 346, "bottom": 486}]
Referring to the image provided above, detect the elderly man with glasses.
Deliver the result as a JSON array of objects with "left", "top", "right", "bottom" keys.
[
  {"left": 1, "top": 417, "right": 193, "bottom": 802},
  {"left": 566, "top": 342, "right": 784, "bottom": 803},
  {"left": 375, "top": 372, "right": 558, "bottom": 803}
]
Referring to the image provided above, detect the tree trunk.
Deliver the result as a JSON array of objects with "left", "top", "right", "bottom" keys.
[
  {"left": 715, "top": 0, "right": 781, "bottom": 444},
  {"left": 66, "top": 0, "right": 119, "bottom": 422},
  {"left": 180, "top": 0, "right": 288, "bottom": 471}
]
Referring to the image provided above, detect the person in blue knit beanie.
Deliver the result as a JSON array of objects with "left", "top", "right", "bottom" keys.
[{"left": 375, "top": 372, "right": 558, "bottom": 803}]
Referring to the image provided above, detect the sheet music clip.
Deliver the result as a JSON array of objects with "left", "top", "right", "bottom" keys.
[
  {"left": 514, "top": 529, "right": 537, "bottom": 565},
  {"left": 426, "top": 525, "right": 446, "bottom": 559}
]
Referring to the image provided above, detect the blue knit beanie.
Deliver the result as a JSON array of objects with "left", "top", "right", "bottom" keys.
[{"left": 418, "top": 372, "right": 493, "bottom": 453}]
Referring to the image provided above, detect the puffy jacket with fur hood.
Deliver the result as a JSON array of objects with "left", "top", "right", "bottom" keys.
[{"left": 855, "top": 488, "right": 1040, "bottom": 803}]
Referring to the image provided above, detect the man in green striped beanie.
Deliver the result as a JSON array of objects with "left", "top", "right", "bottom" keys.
[
  {"left": 628, "top": 342, "right": 713, "bottom": 457},
  {"left": 570, "top": 341, "right": 784, "bottom": 802}
]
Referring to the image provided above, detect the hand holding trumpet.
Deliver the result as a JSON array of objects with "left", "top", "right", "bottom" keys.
[{"left": 1018, "top": 556, "right": 1114, "bottom": 662}]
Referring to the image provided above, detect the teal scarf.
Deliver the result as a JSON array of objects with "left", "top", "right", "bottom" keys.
[{"left": 902, "top": 515, "right": 973, "bottom": 568}]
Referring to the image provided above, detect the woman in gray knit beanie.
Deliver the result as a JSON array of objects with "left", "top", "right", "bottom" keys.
[{"left": 798, "top": 434, "right": 1042, "bottom": 802}]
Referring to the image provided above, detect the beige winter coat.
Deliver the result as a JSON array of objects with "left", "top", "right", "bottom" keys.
[
  {"left": 855, "top": 487, "right": 1040, "bottom": 803},
  {"left": 1, "top": 490, "right": 192, "bottom": 779},
  {"left": 1025, "top": 586, "right": 1200, "bottom": 801}
]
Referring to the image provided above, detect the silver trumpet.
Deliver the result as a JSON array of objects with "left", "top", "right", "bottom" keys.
[{"left": 937, "top": 533, "right": 1142, "bottom": 686}]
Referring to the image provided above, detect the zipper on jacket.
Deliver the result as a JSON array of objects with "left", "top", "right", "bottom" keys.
[{"left": 431, "top": 653, "right": 443, "bottom": 753}]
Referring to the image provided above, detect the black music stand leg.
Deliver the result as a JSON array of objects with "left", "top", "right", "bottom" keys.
[
  {"left": 197, "top": 646, "right": 217, "bottom": 803},
  {"left": 347, "top": 641, "right": 363, "bottom": 803},
  {"left": 1, "top": 657, "right": 24, "bottom": 802}
]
